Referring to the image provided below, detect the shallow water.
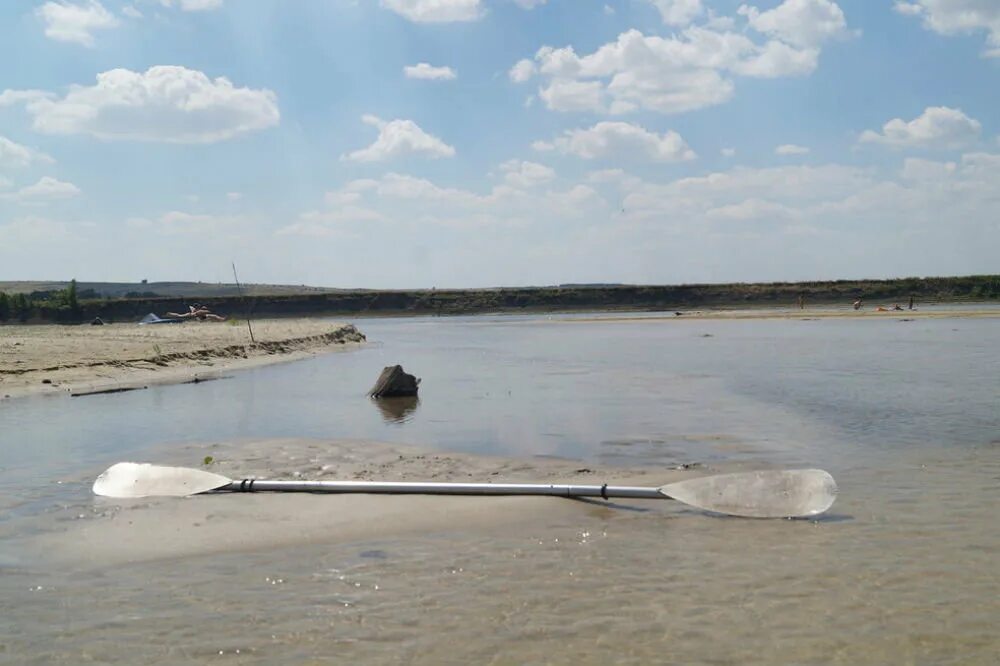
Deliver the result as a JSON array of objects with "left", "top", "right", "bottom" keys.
[{"left": 1, "top": 311, "right": 998, "bottom": 663}]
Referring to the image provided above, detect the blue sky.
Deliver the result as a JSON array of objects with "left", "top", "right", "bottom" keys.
[{"left": 0, "top": 0, "right": 998, "bottom": 288}]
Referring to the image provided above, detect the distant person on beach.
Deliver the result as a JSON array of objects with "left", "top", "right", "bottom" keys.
[
  {"left": 166, "top": 303, "right": 226, "bottom": 322},
  {"left": 853, "top": 298, "right": 863, "bottom": 310},
  {"left": 909, "top": 296, "right": 914, "bottom": 310}
]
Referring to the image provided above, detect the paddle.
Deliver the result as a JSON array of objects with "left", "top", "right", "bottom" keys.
[{"left": 93, "top": 463, "right": 837, "bottom": 518}]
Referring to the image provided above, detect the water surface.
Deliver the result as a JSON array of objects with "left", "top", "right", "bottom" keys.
[{"left": 1, "top": 311, "right": 998, "bottom": 663}]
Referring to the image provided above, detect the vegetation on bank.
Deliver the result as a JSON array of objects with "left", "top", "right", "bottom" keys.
[{"left": 1, "top": 275, "right": 998, "bottom": 324}]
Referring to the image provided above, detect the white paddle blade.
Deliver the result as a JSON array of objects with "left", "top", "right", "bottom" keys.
[
  {"left": 660, "top": 469, "right": 837, "bottom": 518},
  {"left": 93, "top": 462, "right": 232, "bottom": 498}
]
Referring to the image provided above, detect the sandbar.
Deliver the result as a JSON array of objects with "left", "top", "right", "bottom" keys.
[
  {"left": 31, "top": 437, "right": 709, "bottom": 567},
  {"left": 0, "top": 319, "right": 365, "bottom": 400}
]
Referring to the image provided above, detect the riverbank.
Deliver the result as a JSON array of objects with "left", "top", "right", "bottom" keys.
[{"left": 0, "top": 319, "right": 365, "bottom": 400}]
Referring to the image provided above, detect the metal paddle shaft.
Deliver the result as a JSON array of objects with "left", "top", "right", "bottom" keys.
[
  {"left": 224, "top": 479, "right": 664, "bottom": 500},
  {"left": 94, "top": 463, "right": 837, "bottom": 518}
]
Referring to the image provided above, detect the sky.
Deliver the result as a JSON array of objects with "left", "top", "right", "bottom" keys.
[{"left": 0, "top": 0, "right": 998, "bottom": 289}]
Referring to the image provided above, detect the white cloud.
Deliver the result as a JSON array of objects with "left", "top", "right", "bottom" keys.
[
  {"left": 0, "top": 137, "right": 55, "bottom": 169},
  {"left": 721, "top": 147, "right": 736, "bottom": 157},
  {"left": 381, "top": 0, "right": 483, "bottom": 22},
  {"left": 538, "top": 79, "right": 607, "bottom": 113},
  {"left": 13, "top": 66, "right": 279, "bottom": 143},
  {"left": 900, "top": 156, "right": 956, "bottom": 181},
  {"left": 738, "top": 0, "right": 851, "bottom": 48},
  {"left": 35, "top": 0, "right": 119, "bottom": 47},
  {"left": 509, "top": 58, "right": 536, "bottom": 83},
  {"left": 122, "top": 5, "right": 142, "bottom": 18},
  {"left": 4, "top": 176, "right": 81, "bottom": 202},
  {"left": 859, "top": 106, "right": 982, "bottom": 149},
  {"left": 226, "top": 192, "right": 243, "bottom": 201},
  {"left": 604, "top": 4, "right": 615, "bottom": 15},
  {"left": 647, "top": 0, "right": 703, "bottom": 26},
  {"left": 160, "top": 0, "right": 224, "bottom": 11},
  {"left": 0, "top": 90, "right": 54, "bottom": 107},
  {"left": 775, "top": 143, "right": 810, "bottom": 155},
  {"left": 343, "top": 115, "right": 456, "bottom": 162},
  {"left": 500, "top": 160, "right": 556, "bottom": 188},
  {"left": 543, "top": 122, "right": 696, "bottom": 161},
  {"left": 404, "top": 63, "right": 457, "bottom": 80},
  {"left": 512, "top": 0, "right": 547, "bottom": 8},
  {"left": 894, "top": 0, "right": 1000, "bottom": 57},
  {"left": 518, "top": 19, "right": 836, "bottom": 116}
]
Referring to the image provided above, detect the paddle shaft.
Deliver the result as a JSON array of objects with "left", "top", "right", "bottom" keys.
[{"left": 221, "top": 479, "right": 667, "bottom": 500}]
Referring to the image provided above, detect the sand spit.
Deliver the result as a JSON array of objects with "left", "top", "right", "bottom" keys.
[
  {"left": 0, "top": 319, "right": 365, "bottom": 400},
  {"left": 553, "top": 305, "right": 1000, "bottom": 324},
  {"left": 36, "top": 437, "right": 707, "bottom": 566}
]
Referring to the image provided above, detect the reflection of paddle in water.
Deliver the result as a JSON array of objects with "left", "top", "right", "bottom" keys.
[{"left": 374, "top": 396, "right": 420, "bottom": 423}]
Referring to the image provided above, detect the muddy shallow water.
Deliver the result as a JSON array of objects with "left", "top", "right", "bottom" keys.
[{"left": 1, "top": 311, "right": 998, "bottom": 664}]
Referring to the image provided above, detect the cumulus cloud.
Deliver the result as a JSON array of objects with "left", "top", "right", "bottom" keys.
[
  {"left": 35, "top": 0, "right": 119, "bottom": 47},
  {"left": 775, "top": 143, "right": 810, "bottom": 155},
  {"left": 343, "top": 115, "right": 456, "bottom": 162},
  {"left": 404, "top": 63, "right": 457, "bottom": 80},
  {"left": 508, "top": 58, "right": 536, "bottom": 83},
  {"left": 540, "top": 122, "right": 696, "bottom": 161},
  {"left": 3, "top": 176, "right": 81, "bottom": 202},
  {"left": 10, "top": 66, "right": 279, "bottom": 143},
  {"left": 500, "top": 160, "right": 556, "bottom": 188},
  {"left": 381, "top": 0, "right": 483, "bottom": 22},
  {"left": 647, "top": 0, "right": 703, "bottom": 26},
  {"left": 859, "top": 106, "right": 982, "bottom": 149},
  {"left": 0, "top": 90, "right": 54, "bottom": 107},
  {"left": 738, "top": 0, "right": 851, "bottom": 48},
  {"left": 894, "top": 0, "right": 1000, "bottom": 57},
  {"left": 512, "top": 1, "right": 852, "bottom": 115},
  {"left": 512, "top": 20, "right": 840, "bottom": 115},
  {"left": 721, "top": 147, "right": 737, "bottom": 157},
  {"left": 0, "top": 137, "right": 55, "bottom": 169}
]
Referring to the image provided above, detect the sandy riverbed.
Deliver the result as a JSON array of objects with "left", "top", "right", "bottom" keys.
[
  {"left": 35, "top": 437, "right": 704, "bottom": 567},
  {"left": 0, "top": 319, "right": 365, "bottom": 400}
]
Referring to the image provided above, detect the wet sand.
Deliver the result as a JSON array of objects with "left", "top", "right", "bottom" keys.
[
  {"left": 35, "top": 437, "right": 696, "bottom": 566},
  {"left": 0, "top": 319, "right": 365, "bottom": 400}
]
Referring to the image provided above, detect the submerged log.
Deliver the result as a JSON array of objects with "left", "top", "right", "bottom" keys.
[{"left": 369, "top": 365, "right": 420, "bottom": 398}]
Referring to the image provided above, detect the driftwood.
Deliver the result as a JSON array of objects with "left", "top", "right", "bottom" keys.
[{"left": 369, "top": 365, "right": 420, "bottom": 398}]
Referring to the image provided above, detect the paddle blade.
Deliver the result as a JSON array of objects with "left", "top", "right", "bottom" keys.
[
  {"left": 660, "top": 469, "right": 837, "bottom": 518},
  {"left": 93, "top": 462, "right": 232, "bottom": 498}
]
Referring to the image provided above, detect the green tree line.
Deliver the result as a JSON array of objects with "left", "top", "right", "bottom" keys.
[{"left": 0, "top": 279, "right": 80, "bottom": 322}]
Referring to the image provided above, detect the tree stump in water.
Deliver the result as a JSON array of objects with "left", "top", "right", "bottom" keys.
[{"left": 369, "top": 365, "right": 420, "bottom": 398}]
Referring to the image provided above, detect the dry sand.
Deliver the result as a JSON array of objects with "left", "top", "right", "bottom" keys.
[
  {"left": 36, "top": 437, "right": 703, "bottom": 567},
  {"left": 0, "top": 319, "right": 365, "bottom": 400}
]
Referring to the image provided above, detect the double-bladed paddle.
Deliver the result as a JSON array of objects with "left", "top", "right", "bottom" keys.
[{"left": 93, "top": 462, "right": 837, "bottom": 519}]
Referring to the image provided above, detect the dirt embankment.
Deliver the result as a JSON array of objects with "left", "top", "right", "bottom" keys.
[{"left": 0, "top": 320, "right": 365, "bottom": 400}]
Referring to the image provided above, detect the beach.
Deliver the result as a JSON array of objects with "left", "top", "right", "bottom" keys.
[{"left": 0, "top": 318, "right": 365, "bottom": 400}]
